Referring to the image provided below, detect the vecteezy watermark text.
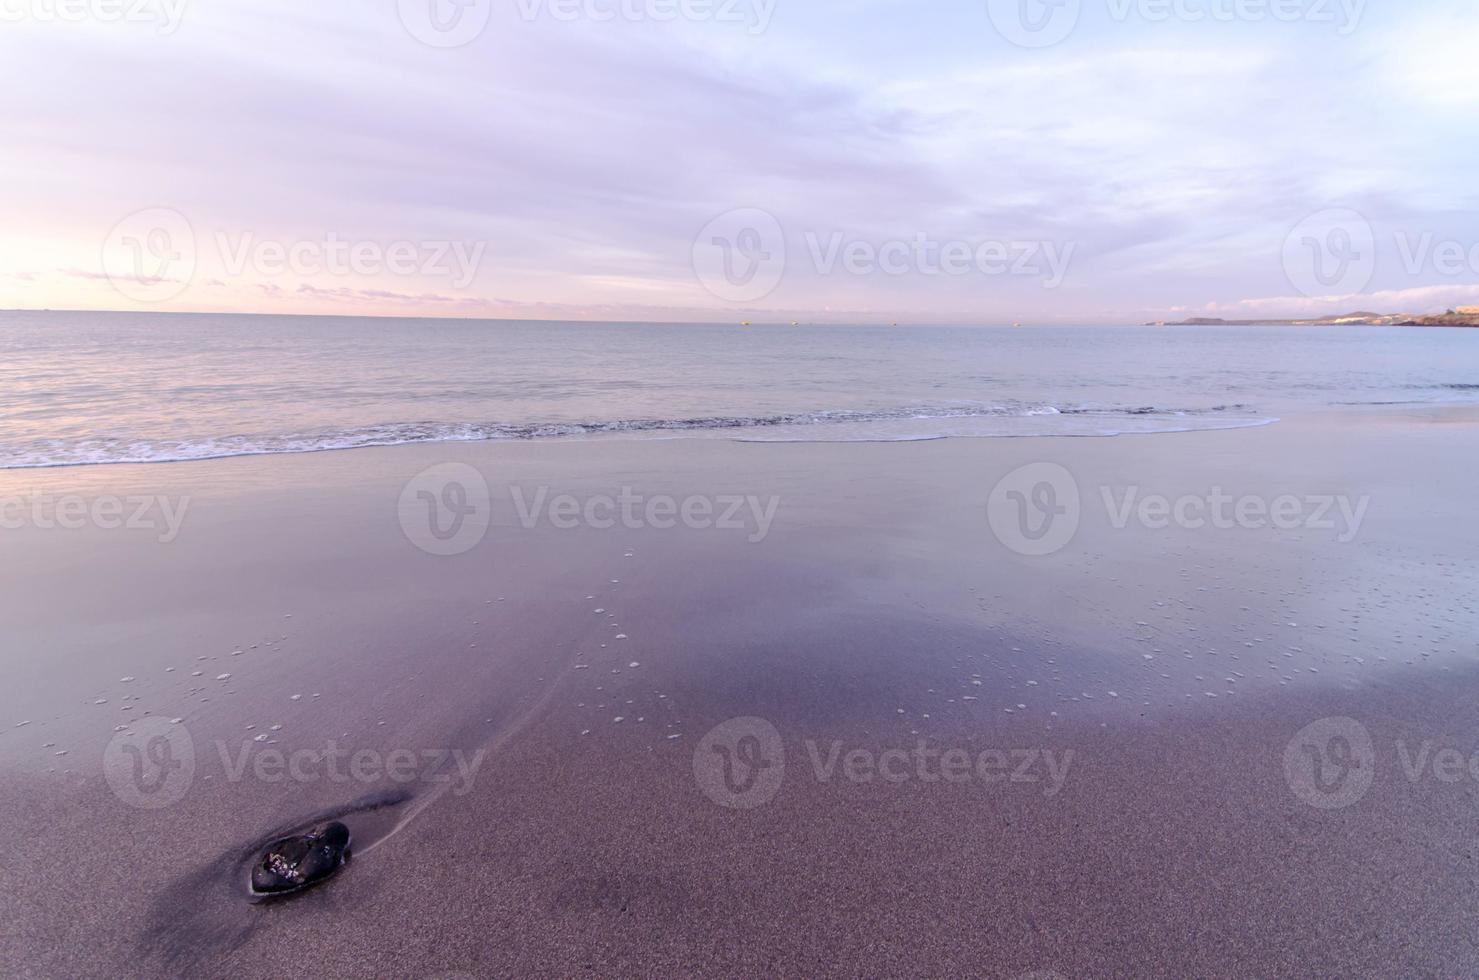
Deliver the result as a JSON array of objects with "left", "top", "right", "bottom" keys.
[
  {"left": 1283, "top": 207, "right": 1479, "bottom": 299},
  {"left": 511, "top": 486, "right": 779, "bottom": 542},
  {"left": 692, "top": 208, "right": 1076, "bottom": 302},
  {"left": 805, "top": 740, "right": 1074, "bottom": 795},
  {"left": 1100, "top": 486, "right": 1368, "bottom": 543},
  {"left": 1103, "top": 0, "right": 1363, "bottom": 32},
  {"left": 693, "top": 717, "right": 1075, "bottom": 808},
  {"left": 987, "top": 461, "right": 1370, "bottom": 556},
  {"left": 217, "top": 740, "right": 486, "bottom": 796},
  {"left": 395, "top": 0, "right": 775, "bottom": 46},
  {"left": 805, "top": 232, "right": 1075, "bottom": 288},
  {"left": 1, "top": 493, "right": 190, "bottom": 543},
  {"left": 515, "top": 0, "right": 775, "bottom": 32},
  {"left": 104, "top": 719, "right": 488, "bottom": 809},
  {"left": 399, "top": 462, "right": 782, "bottom": 555},
  {"left": 985, "top": 0, "right": 1364, "bottom": 48},
  {"left": 100, "top": 207, "right": 488, "bottom": 303},
  {"left": 215, "top": 232, "right": 485, "bottom": 289},
  {"left": 1285, "top": 716, "right": 1479, "bottom": 811},
  {"left": 0, "top": 0, "right": 187, "bottom": 33}
]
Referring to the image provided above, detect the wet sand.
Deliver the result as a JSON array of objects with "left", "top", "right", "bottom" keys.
[{"left": 2, "top": 406, "right": 1477, "bottom": 977}]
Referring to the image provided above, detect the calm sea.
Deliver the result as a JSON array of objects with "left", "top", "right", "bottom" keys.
[{"left": 2, "top": 311, "right": 1477, "bottom": 469}]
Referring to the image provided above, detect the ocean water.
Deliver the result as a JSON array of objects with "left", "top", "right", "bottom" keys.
[{"left": 2, "top": 311, "right": 1477, "bottom": 469}]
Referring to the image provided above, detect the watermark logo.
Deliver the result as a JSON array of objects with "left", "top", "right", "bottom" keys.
[
  {"left": 215, "top": 232, "right": 486, "bottom": 289},
  {"left": 217, "top": 740, "right": 486, "bottom": 795},
  {"left": 101, "top": 207, "right": 196, "bottom": 302},
  {"left": 1286, "top": 717, "right": 1479, "bottom": 811},
  {"left": 1101, "top": 487, "right": 1368, "bottom": 543},
  {"left": 694, "top": 717, "right": 786, "bottom": 809},
  {"left": 985, "top": 0, "right": 1081, "bottom": 48},
  {"left": 987, "top": 0, "right": 1364, "bottom": 45},
  {"left": 1395, "top": 232, "right": 1479, "bottom": 282},
  {"left": 513, "top": 0, "right": 776, "bottom": 32},
  {"left": 104, "top": 717, "right": 196, "bottom": 809},
  {"left": 807, "top": 741, "right": 1074, "bottom": 796},
  {"left": 397, "top": 0, "right": 493, "bottom": 47},
  {"left": 101, "top": 210, "right": 487, "bottom": 301},
  {"left": 398, "top": 462, "right": 491, "bottom": 556},
  {"left": 988, "top": 462, "right": 1081, "bottom": 556},
  {"left": 692, "top": 208, "right": 786, "bottom": 303},
  {"left": 1283, "top": 716, "right": 1375, "bottom": 810},
  {"left": 511, "top": 486, "right": 779, "bottom": 542},
  {"left": 1111, "top": 0, "right": 1366, "bottom": 34},
  {"left": 1395, "top": 740, "right": 1479, "bottom": 787},
  {"left": 694, "top": 718, "right": 1075, "bottom": 808},
  {"left": 1282, "top": 208, "right": 1375, "bottom": 297},
  {"left": 1, "top": 493, "right": 191, "bottom": 543},
  {"left": 692, "top": 210, "right": 1075, "bottom": 300},
  {"left": 805, "top": 232, "right": 1074, "bottom": 287},
  {"left": 989, "top": 465, "right": 1370, "bottom": 556},
  {"left": 0, "top": 0, "right": 188, "bottom": 33},
  {"left": 1285, "top": 207, "right": 1479, "bottom": 298}
]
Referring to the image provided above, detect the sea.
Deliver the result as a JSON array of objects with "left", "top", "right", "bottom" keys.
[{"left": 3, "top": 310, "right": 1477, "bottom": 469}]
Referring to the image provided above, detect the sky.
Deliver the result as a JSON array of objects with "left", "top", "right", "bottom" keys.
[{"left": 2, "top": 0, "right": 1477, "bottom": 324}]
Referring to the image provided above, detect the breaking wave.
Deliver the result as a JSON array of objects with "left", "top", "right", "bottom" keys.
[{"left": 0, "top": 402, "right": 1276, "bottom": 469}]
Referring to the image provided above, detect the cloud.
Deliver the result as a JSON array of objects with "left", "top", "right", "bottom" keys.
[
  {"left": 1216, "top": 284, "right": 1479, "bottom": 318},
  {"left": 294, "top": 283, "right": 489, "bottom": 306},
  {"left": 1, "top": 1, "right": 1474, "bottom": 321},
  {"left": 1374, "top": 9, "right": 1479, "bottom": 110}
]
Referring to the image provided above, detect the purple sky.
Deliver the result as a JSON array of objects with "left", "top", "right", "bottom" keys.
[{"left": 2, "top": 0, "right": 1477, "bottom": 323}]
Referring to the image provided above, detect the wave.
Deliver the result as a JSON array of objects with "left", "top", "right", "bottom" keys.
[
  {"left": 0, "top": 402, "right": 1276, "bottom": 469},
  {"left": 1392, "top": 382, "right": 1479, "bottom": 392},
  {"left": 1334, "top": 384, "right": 1479, "bottom": 406}
]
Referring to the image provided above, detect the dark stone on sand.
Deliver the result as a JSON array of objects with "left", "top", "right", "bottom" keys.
[{"left": 249, "top": 821, "right": 351, "bottom": 897}]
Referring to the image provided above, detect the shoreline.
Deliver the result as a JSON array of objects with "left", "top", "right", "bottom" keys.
[
  {"left": 0, "top": 407, "right": 1286, "bottom": 473},
  {"left": 3, "top": 406, "right": 1478, "bottom": 976},
  {"left": 7, "top": 396, "right": 1478, "bottom": 477}
]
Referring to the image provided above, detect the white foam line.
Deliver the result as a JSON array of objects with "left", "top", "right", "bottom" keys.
[{"left": 0, "top": 408, "right": 1283, "bottom": 469}]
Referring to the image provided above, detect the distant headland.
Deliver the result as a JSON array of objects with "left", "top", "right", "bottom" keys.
[{"left": 1149, "top": 308, "right": 1479, "bottom": 327}]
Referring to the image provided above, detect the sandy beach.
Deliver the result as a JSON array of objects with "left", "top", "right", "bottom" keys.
[
  {"left": 9, "top": 0, "right": 1479, "bottom": 973},
  {"left": 2, "top": 405, "right": 1478, "bottom": 978}
]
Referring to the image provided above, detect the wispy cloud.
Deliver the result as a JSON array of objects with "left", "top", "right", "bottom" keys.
[{"left": 1, "top": 1, "right": 1474, "bottom": 321}]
